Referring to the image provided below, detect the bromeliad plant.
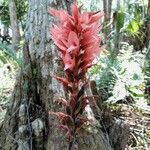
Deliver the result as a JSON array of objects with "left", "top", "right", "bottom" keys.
[{"left": 49, "top": 1, "right": 103, "bottom": 148}]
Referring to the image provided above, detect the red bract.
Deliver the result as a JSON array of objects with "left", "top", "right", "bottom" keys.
[
  {"left": 49, "top": 2, "right": 103, "bottom": 146},
  {"left": 49, "top": 3, "right": 103, "bottom": 75}
]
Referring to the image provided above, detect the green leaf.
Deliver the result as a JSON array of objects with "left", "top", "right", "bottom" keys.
[
  {"left": 127, "top": 19, "right": 140, "bottom": 34},
  {"left": 127, "top": 86, "right": 144, "bottom": 98},
  {"left": 133, "top": 73, "right": 140, "bottom": 80},
  {"left": 116, "top": 9, "right": 125, "bottom": 32}
]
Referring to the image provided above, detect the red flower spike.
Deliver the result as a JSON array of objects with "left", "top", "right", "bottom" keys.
[
  {"left": 71, "top": 3, "right": 80, "bottom": 23},
  {"left": 49, "top": 111, "right": 70, "bottom": 119},
  {"left": 63, "top": 53, "right": 75, "bottom": 71},
  {"left": 49, "top": 2, "right": 104, "bottom": 144},
  {"left": 49, "top": 8, "right": 68, "bottom": 23},
  {"left": 49, "top": 111, "right": 72, "bottom": 124},
  {"left": 67, "top": 31, "right": 79, "bottom": 54},
  {"left": 89, "top": 11, "right": 104, "bottom": 24},
  {"left": 51, "top": 75, "right": 69, "bottom": 88}
]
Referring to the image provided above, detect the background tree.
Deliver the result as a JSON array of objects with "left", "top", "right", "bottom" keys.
[
  {"left": 8, "top": 0, "right": 20, "bottom": 51},
  {"left": 102, "top": 0, "right": 112, "bottom": 50},
  {"left": 144, "top": 0, "right": 150, "bottom": 104},
  {"left": 0, "top": 0, "right": 27, "bottom": 48}
]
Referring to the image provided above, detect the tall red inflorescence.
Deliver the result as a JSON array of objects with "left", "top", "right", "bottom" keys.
[{"left": 49, "top": 1, "right": 103, "bottom": 145}]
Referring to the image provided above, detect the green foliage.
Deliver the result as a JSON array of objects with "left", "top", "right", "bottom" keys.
[
  {"left": 89, "top": 42, "right": 146, "bottom": 103},
  {"left": 127, "top": 19, "right": 140, "bottom": 35},
  {"left": 89, "top": 52, "right": 120, "bottom": 101},
  {"left": 0, "top": 0, "right": 9, "bottom": 26},
  {"left": 110, "top": 43, "right": 145, "bottom": 102},
  {"left": 0, "top": 0, "right": 28, "bottom": 27},
  {"left": 128, "top": 1, "right": 144, "bottom": 20},
  {"left": 0, "top": 42, "right": 22, "bottom": 67},
  {"left": 116, "top": 8, "right": 125, "bottom": 32},
  {"left": 125, "top": 1, "right": 145, "bottom": 36}
]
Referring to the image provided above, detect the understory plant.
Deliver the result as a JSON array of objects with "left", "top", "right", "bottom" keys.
[{"left": 49, "top": 2, "right": 103, "bottom": 149}]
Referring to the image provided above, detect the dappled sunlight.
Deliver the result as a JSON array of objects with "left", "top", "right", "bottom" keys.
[{"left": 0, "top": 63, "right": 18, "bottom": 123}]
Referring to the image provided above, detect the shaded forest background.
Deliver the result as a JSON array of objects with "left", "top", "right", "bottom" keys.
[{"left": 0, "top": 0, "right": 150, "bottom": 149}]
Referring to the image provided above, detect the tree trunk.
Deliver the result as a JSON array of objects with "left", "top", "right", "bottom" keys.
[
  {"left": 144, "top": 0, "right": 150, "bottom": 103},
  {"left": 0, "top": 0, "right": 113, "bottom": 150},
  {"left": 8, "top": 0, "right": 20, "bottom": 52},
  {"left": 113, "top": 0, "right": 121, "bottom": 56},
  {"left": 103, "top": 0, "right": 112, "bottom": 50}
]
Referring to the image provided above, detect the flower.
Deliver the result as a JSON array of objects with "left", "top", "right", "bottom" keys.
[
  {"left": 49, "top": 2, "right": 103, "bottom": 142},
  {"left": 49, "top": 3, "right": 103, "bottom": 76}
]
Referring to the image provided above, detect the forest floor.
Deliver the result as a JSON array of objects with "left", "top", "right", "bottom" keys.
[
  {"left": 0, "top": 65, "right": 150, "bottom": 150},
  {"left": 108, "top": 103, "right": 150, "bottom": 149}
]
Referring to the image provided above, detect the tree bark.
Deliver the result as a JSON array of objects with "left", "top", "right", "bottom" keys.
[
  {"left": 8, "top": 0, "right": 20, "bottom": 52},
  {"left": 113, "top": 0, "right": 121, "bottom": 56},
  {"left": 103, "top": 0, "right": 112, "bottom": 50},
  {"left": 0, "top": 0, "right": 113, "bottom": 150},
  {"left": 144, "top": 0, "right": 150, "bottom": 104}
]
